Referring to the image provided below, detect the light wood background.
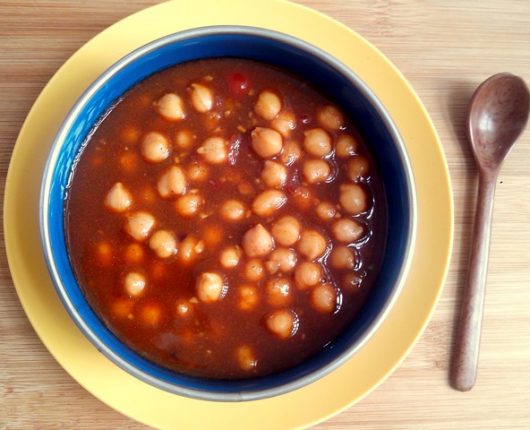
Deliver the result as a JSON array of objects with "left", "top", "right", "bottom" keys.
[{"left": 1, "top": 1, "right": 530, "bottom": 429}]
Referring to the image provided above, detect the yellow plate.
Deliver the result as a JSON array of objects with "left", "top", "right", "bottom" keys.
[{"left": 4, "top": 0, "right": 453, "bottom": 428}]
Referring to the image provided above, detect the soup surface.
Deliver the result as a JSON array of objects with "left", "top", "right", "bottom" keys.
[{"left": 66, "top": 58, "right": 386, "bottom": 379}]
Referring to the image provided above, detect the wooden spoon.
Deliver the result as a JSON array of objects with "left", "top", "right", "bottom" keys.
[{"left": 450, "top": 73, "right": 530, "bottom": 391}]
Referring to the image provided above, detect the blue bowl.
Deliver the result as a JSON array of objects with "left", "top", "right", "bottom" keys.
[{"left": 40, "top": 26, "right": 416, "bottom": 401}]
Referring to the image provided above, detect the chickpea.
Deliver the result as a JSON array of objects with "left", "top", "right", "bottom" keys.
[
  {"left": 196, "top": 272, "right": 225, "bottom": 303},
  {"left": 242, "top": 224, "right": 274, "bottom": 257},
  {"left": 157, "top": 165, "right": 187, "bottom": 198},
  {"left": 317, "top": 105, "right": 344, "bottom": 130},
  {"left": 197, "top": 137, "right": 227, "bottom": 164},
  {"left": 139, "top": 303, "right": 162, "bottom": 327},
  {"left": 219, "top": 245, "right": 242, "bottom": 268},
  {"left": 187, "top": 162, "right": 209, "bottom": 182},
  {"left": 332, "top": 218, "right": 364, "bottom": 243},
  {"left": 266, "top": 277, "right": 292, "bottom": 307},
  {"left": 251, "top": 127, "right": 283, "bottom": 158},
  {"left": 111, "top": 298, "right": 134, "bottom": 319},
  {"left": 303, "top": 128, "right": 332, "bottom": 157},
  {"left": 175, "top": 192, "right": 203, "bottom": 217},
  {"left": 155, "top": 93, "right": 186, "bottom": 121},
  {"left": 119, "top": 152, "right": 140, "bottom": 174},
  {"left": 178, "top": 235, "right": 205, "bottom": 264},
  {"left": 346, "top": 156, "right": 370, "bottom": 180},
  {"left": 251, "top": 190, "right": 287, "bottom": 217},
  {"left": 294, "top": 261, "right": 323, "bottom": 289},
  {"left": 203, "top": 111, "right": 221, "bottom": 131},
  {"left": 124, "top": 243, "right": 145, "bottom": 264},
  {"left": 202, "top": 224, "right": 223, "bottom": 248},
  {"left": 238, "top": 181, "right": 254, "bottom": 196},
  {"left": 310, "top": 284, "right": 337, "bottom": 313},
  {"left": 176, "top": 299, "right": 193, "bottom": 317},
  {"left": 279, "top": 140, "right": 301, "bottom": 165},
  {"left": 336, "top": 134, "right": 358, "bottom": 158},
  {"left": 264, "top": 309, "right": 297, "bottom": 339},
  {"left": 121, "top": 126, "right": 140, "bottom": 144},
  {"left": 302, "top": 159, "right": 331, "bottom": 184},
  {"left": 104, "top": 182, "right": 132, "bottom": 213},
  {"left": 148, "top": 230, "right": 177, "bottom": 259},
  {"left": 95, "top": 241, "right": 113, "bottom": 266},
  {"left": 124, "top": 211, "right": 156, "bottom": 241},
  {"left": 315, "top": 201, "right": 337, "bottom": 221},
  {"left": 175, "top": 129, "right": 196, "bottom": 149},
  {"left": 236, "top": 345, "right": 258, "bottom": 371},
  {"left": 339, "top": 183, "right": 369, "bottom": 214},
  {"left": 271, "top": 110, "right": 296, "bottom": 137},
  {"left": 188, "top": 83, "right": 213, "bottom": 113},
  {"left": 150, "top": 260, "right": 167, "bottom": 281},
  {"left": 195, "top": 239, "right": 206, "bottom": 255},
  {"left": 254, "top": 90, "right": 282, "bottom": 120},
  {"left": 265, "top": 248, "right": 297, "bottom": 274},
  {"left": 298, "top": 230, "right": 327, "bottom": 260},
  {"left": 151, "top": 259, "right": 167, "bottom": 279},
  {"left": 124, "top": 272, "right": 146, "bottom": 297},
  {"left": 291, "top": 186, "right": 313, "bottom": 211},
  {"left": 261, "top": 160, "right": 287, "bottom": 189},
  {"left": 330, "top": 245, "right": 355, "bottom": 269},
  {"left": 220, "top": 199, "right": 247, "bottom": 222},
  {"left": 238, "top": 284, "right": 259, "bottom": 311},
  {"left": 244, "top": 258, "right": 265, "bottom": 281},
  {"left": 141, "top": 132, "right": 170, "bottom": 163},
  {"left": 271, "top": 216, "right": 300, "bottom": 246}
]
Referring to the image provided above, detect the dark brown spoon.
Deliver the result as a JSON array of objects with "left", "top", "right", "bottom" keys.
[{"left": 450, "top": 73, "right": 530, "bottom": 391}]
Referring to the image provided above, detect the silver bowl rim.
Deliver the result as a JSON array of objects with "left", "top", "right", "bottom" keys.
[{"left": 39, "top": 25, "right": 417, "bottom": 402}]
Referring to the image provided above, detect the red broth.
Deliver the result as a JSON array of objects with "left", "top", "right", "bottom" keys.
[{"left": 65, "top": 58, "right": 386, "bottom": 379}]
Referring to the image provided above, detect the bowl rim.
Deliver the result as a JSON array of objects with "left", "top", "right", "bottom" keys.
[{"left": 39, "top": 24, "right": 417, "bottom": 402}]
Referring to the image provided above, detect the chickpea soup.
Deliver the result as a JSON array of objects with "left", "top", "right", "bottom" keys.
[{"left": 66, "top": 58, "right": 387, "bottom": 379}]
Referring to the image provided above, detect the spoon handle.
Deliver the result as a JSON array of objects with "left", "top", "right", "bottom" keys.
[{"left": 451, "top": 172, "right": 497, "bottom": 391}]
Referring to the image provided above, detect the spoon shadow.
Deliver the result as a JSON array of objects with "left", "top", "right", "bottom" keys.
[{"left": 446, "top": 79, "right": 479, "bottom": 383}]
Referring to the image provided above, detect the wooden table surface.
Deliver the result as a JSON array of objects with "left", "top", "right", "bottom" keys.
[{"left": 2, "top": 1, "right": 530, "bottom": 428}]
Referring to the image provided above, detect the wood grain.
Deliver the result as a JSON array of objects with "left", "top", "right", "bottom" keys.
[{"left": 1, "top": 1, "right": 530, "bottom": 429}]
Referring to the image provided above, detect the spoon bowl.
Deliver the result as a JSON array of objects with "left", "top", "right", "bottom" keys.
[{"left": 468, "top": 73, "right": 530, "bottom": 171}]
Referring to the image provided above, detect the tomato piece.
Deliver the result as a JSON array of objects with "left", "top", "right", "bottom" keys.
[{"left": 227, "top": 71, "right": 250, "bottom": 97}]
